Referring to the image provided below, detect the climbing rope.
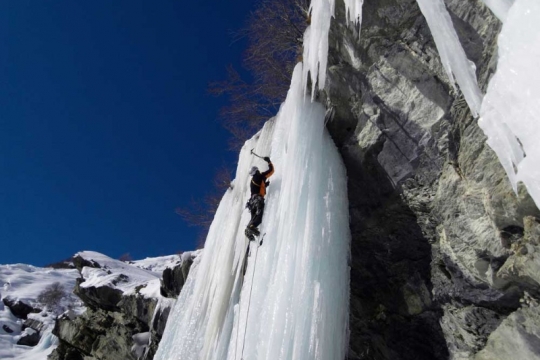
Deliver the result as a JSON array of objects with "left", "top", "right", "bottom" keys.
[
  {"left": 240, "top": 242, "right": 259, "bottom": 360},
  {"left": 233, "top": 240, "right": 260, "bottom": 360}
]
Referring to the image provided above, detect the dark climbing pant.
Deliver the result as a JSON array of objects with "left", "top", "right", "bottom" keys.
[{"left": 247, "top": 195, "right": 265, "bottom": 230}]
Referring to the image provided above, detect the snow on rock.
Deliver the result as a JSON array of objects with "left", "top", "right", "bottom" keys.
[
  {"left": 479, "top": 0, "right": 540, "bottom": 208},
  {"left": 416, "top": 0, "right": 484, "bottom": 116},
  {"left": 75, "top": 251, "right": 163, "bottom": 298},
  {"left": 156, "top": 63, "right": 351, "bottom": 360},
  {"left": 0, "top": 263, "right": 82, "bottom": 360},
  {"left": 131, "top": 254, "right": 184, "bottom": 274}
]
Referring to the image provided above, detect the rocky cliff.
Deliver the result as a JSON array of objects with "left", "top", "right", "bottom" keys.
[{"left": 321, "top": 0, "right": 540, "bottom": 359}]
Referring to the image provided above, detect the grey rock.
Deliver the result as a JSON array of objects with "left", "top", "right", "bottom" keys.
[
  {"left": 23, "top": 318, "right": 47, "bottom": 332},
  {"left": 17, "top": 328, "right": 41, "bottom": 347},
  {"left": 475, "top": 305, "right": 540, "bottom": 360},
  {"left": 2, "top": 324, "right": 14, "bottom": 334},
  {"left": 2, "top": 297, "right": 41, "bottom": 320},
  {"left": 160, "top": 255, "right": 194, "bottom": 298},
  {"left": 323, "top": 0, "right": 540, "bottom": 358},
  {"left": 74, "top": 277, "right": 123, "bottom": 312}
]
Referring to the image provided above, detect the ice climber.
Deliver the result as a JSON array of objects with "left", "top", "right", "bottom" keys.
[{"left": 245, "top": 156, "right": 274, "bottom": 241}]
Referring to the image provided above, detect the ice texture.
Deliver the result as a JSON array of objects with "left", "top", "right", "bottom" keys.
[
  {"left": 155, "top": 64, "right": 351, "bottom": 360},
  {"left": 302, "top": 0, "right": 364, "bottom": 98},
  {"left": 479, "top": 0, "right": 540, "bottom": 207},
  {"left": 416, "top": 0, "right": 484, "bottom": 116},
  {"left": 482, "top": 0, "right": 515, "bottom": 22},
  {"left": 343, "top": 0, "right": 364, "bottom": 25}
]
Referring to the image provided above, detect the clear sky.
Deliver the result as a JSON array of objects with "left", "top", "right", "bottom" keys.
[{"left": 0, "top": 0, "right": 256, "bottom": 266}]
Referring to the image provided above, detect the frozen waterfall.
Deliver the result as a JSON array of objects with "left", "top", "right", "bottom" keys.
[
  {"left": 479, "top": 0, "right": 540, "bottom": 208},
  {"left": 155, "top": 64, "right": 351, "bottom": 360}
]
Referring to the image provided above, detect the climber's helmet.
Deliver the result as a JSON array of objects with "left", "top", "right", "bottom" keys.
[{"left": 249, "top": 166, "right": 259, "bottom": 176}]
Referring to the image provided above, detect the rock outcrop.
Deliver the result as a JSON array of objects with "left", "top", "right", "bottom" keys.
[
  {"left": 2, "top": 297, "right": 41, "bottom": 320},
  {"left": 321, "top": 0, "right": 540, "bottom": 359},
  {"left": 49, "top": 253, "right": 194, "bottom": 360}
]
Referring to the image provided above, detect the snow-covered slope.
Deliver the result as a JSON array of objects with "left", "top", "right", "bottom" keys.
[
  {"left": 75, "top": 250, "right": 164, "bottom": 299},
  {"left": 156, "top": 62, "right": 351, "bottom": 359},
  {"left": 0, "top": 251, "right": 187, "bottom": 360},
  {"left": 0, "top": 264, "right": 82, "bottom": 360}
]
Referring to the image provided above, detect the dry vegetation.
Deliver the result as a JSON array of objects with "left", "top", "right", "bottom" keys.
[{"left": 178, "top": 0, "right": 309, "bottom": 244}]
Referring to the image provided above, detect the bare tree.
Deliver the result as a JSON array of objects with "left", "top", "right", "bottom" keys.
[
  {"left": 210, "top": 0, "right": 310, "bottom": 147},
  {"left": 37, "top": 282, "right": 67, "bottom": 313},
  {"left": 119, "top": 253, "right": 133, "bottom": 262}
]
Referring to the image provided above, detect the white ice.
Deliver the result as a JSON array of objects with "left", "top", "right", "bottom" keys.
[
  {"left": 416, "top": 0, "right": 484, "bottom": 117},
  {"left": 479, "top": 0, "right": 540, "bottom": 208},
  {"left": 302, "top": 0, "right": 364, "bottom": 98},
  {"left": 482, "top": 0, "right": 515, "bottom": 22},
  {"left": 155, "top": 63, "right": 351, "bottom": 360}
]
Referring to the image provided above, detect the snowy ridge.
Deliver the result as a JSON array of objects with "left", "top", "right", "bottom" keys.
[
  {"left": 155, "top": 64, "right": 351, "bottom": 360},
  {"left": 479, "top": 0, "right": 540, "bottom": 208},
  {"left": 131, "top": 254, "right": 187, "bottom": 274}
]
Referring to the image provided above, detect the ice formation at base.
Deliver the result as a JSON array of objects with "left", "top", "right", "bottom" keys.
[
  {"left": 155, "top": 64, "right": 351, "bottom": 360},
  {"left": 479, "top": 0, "right": 540, "bottom": 208},
  {"left": 415, "top": 0, "right": 484, "bottom": 117}
]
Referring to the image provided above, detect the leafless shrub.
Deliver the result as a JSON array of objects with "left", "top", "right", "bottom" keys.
[
  {"left": 209, "top": 0, "right": 309, "bottom": 147},
  {"left": 119, "top": 253, "right": 133, "bottom": 262},
  {"left": 37, "top": 282, "right": 68, "bottom": 313}
]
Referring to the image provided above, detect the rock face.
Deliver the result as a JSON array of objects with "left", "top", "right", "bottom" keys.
[
  {"left": 321, "top": 0, "right": 540, "bottom": 359},
  {"left": 49, "top": 254, "right": 193, "bottom": 360},
  {"left": 160, "top": 256, "right": 194, "bottom": 298}
]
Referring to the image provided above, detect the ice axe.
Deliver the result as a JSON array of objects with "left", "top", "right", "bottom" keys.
[{"left": 250, "top": 149, "right": 266, "bottom": 160}]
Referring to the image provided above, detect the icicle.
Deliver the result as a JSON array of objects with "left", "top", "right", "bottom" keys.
[
  {"left": 479, "top": 0, "right": 540, "bottom": 208},
  {"left": 343, "top": 0, "right": 364, "bottom": 26},
  {"left": 416, "top": 0, "right": 484, "bottom": 117},
  {"left": 302, "top": 0, "right": 364, "bottom": 98}
]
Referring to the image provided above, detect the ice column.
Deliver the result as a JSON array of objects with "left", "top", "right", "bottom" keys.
[
  {"left": 155, "top": 64, "right": 351, "bottom": 360},
  {"left": 416, "top": 0, "right": 484, "bottom": 116},
  {"left": 479, "top": 0, "right": 540, "bottom": 208}
]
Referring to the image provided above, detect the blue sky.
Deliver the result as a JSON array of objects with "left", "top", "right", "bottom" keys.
[{"left": 0, "top": 0, "right": 257, "bottom": 266}]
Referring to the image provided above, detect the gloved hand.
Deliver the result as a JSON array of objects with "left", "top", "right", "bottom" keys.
[
  {"left": 264, "top": 156, "right": 271, "bottom": 163},
  {"left": 265, "top": 180, "right": 270, "bottom": 187}
]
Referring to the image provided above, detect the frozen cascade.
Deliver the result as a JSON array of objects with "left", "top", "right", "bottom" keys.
[
  {"left": 482, "top": 0, "right": 515, "bottom": 22},
  {"left": 416, "top": 0, "right": 484, "bottom": 116},
  {"left": 155, "top": 64, "right": 351, "bottom": 360},
  {"left": 302, "top": 0, "right": 364, "bottom": 98},
  {"left": 479, "top": 0, "right": 540, "bottom": 208}
]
